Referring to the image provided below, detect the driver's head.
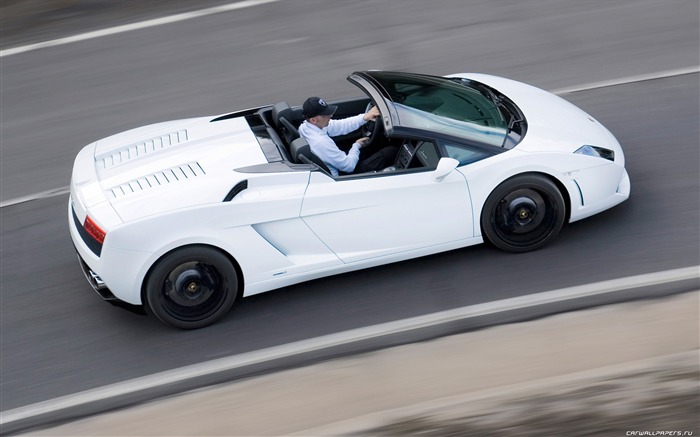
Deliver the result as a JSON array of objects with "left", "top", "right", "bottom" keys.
[{"left": 303, "top": 97, "right": 337, "bottom": 128}]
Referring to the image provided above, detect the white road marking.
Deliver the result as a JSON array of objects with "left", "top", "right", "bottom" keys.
[
  {"left": 0, "top": 0, "right": 281, "bottom": 58},
  {"left": 260, "top": 37, "right": 310, "bottom": 46},
  {"left": 0, "top": 187, "right": 70, "bottom": 208},
  {"left": 551, "top": 66, "right": 700, "bottom": 94},
  {"left": 1, "top": 266, "right": 697, "bottom": 425}
]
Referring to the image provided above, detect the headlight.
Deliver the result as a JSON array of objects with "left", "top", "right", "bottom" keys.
[{"left": 574, "top": 145, "right": 615, "bottom": 161}]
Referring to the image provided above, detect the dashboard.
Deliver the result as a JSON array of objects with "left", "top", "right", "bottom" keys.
[{"left": 395, "top": 140, "right": 441, "bottom": 169}]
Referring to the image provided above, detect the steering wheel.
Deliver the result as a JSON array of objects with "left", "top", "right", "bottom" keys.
[{"left": 361, "top": 102, "right": 382, "bottom": 146}]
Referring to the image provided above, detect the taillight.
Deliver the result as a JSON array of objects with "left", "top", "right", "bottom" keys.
[{"left": 84, "top": 216, "right": 106, "bottom": 244}]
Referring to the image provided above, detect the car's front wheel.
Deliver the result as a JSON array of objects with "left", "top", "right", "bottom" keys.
[
  {"left": 481, "top": 174, "right": 566, "bottom": 253},
  {"left": 145, "top": 246, "right": 238, "bottom": 329}
]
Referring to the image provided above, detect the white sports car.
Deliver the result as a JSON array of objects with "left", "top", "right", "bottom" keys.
[{"left": 69, "top": 71, "right": 630, "bottom": 329}]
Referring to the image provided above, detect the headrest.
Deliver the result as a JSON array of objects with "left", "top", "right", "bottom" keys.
[
  {"left": 289, "top": 137, "right": 310, "bottom": 163},
  {"left": 271, "top": 102, "right": 292, "bottom": 128}
]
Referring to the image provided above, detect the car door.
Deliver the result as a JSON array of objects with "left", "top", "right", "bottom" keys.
[{"left": 300, "top": 157, "right": 473, "bottom": 264}]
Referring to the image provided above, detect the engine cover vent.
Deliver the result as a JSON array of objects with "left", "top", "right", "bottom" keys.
[
  {"left": 97, "top": 130, "right": 189, "bottom": 169},
  {"left": 106, "top": 161, "right": 205, "bottom": 199}
]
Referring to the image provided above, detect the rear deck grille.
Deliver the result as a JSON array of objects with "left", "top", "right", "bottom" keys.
[
  {"left": 96, "top": 130, "right": 189, "bottom": 169},
  {"left": 106, "top": 161, "right": 206, "bottom": 199}
]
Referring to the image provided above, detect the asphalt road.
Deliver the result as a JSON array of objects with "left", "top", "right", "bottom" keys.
[{"left": 1, "top": 0, "right": 698, "bottom": 412}]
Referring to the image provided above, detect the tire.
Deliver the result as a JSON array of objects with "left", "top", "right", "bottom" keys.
[
  {"left": 145, "top": 246, "right": 238, "bottom": 329},
  {"left": 481, "top": 174, "right": 566, "bottom": 253}
]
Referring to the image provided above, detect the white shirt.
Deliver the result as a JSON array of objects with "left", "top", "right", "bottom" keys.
[{"left": 298, "top": 114, "right": 367, "bottom": 177}]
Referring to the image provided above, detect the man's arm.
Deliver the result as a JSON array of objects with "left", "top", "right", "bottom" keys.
[
  {"left": 313, "top": 135, "right": 361, "bottom": 173},
  {"left": 325, "top": 113, "right": 366, "bottom": 137}
]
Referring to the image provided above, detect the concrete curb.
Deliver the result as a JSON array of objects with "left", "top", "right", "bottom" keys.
[{"left": 2, "top": 267, "right": 698, "bottom": 435}]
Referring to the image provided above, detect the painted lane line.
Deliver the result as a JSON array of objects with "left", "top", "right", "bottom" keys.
[
  {"left": 551, "top": 66, "right": 700, "bottom": 94},
  {"left": 1, "top": 65, "right": 698, "bottom": 208},
  {"left": 0, "top": 187, "right": 70, "bottom": 208},
  {"left": 1, "top": 265, "right": 697, "bottom": 425},
  {"left": 0, "top": 0, "right": 281, "bottom": 58}
]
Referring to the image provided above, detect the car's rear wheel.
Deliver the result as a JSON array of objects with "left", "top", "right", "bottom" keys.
[
  {"left": 145, "top": 246, "right": 238, "bottom": 329},
  {"left": 481, "top": 174, "right": 566, "bottom": 253}
]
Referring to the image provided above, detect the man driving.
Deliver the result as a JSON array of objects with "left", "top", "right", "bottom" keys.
[{"left": 298, "top": 97, "right": 397, "bottom": 177}]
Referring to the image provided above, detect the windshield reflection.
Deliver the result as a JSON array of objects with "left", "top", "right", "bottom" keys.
[{"left": 394, "top": 103, "right": 507, "bottom": 146}]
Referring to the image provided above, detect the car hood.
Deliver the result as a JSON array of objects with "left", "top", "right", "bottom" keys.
[
  {"left": 449, "top": 73, "right": 620, "bottom": 154},
  {"left": 84, "top": 115, "right": 266, "bottom": 221}
]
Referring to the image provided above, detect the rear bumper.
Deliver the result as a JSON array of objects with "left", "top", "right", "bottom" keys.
[
  {"left": 69, "top": 196, "right": 120, "bottom": 303},
  {"left": 70, "top": 198, "right": 119, "bottom": 303},
  {"left": 69, "top": 196, "right": 154, "bottom": 305},
  {"left": 75, "top": 252, "right": 117, "bottom": 301},
  {"left": 75, "top": 250, "right": 147, "bottom": 314}
]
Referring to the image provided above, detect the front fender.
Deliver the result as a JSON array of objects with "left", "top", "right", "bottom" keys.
[{"left": 459, "top": 150, "right": 583, "bottom": 236}]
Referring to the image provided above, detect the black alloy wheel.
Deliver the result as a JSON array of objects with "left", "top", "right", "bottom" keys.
[
  {"left": 145, "top": 246, "right": 238, "bottom": 329},
  {"left": 481, "top": 174, "right": 566, "bottom": 253}
]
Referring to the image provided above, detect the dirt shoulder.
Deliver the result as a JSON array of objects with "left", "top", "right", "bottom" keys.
[{"left": 22, "top": 291, "right": 699, "bottom": 436}]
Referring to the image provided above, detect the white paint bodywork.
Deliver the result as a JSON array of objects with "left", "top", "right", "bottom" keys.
[
  {"left": 69, "top": 73, "right": 630, "bottom": 307},
  {"left": 448, "top": 73, "right": 629, "bottom": 223}
]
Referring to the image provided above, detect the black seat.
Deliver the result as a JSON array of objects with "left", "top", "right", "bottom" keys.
[
  {"left": 290, "top": 137, "right": 332, "bottom": 175},
  {"left": 271, "top": 102, "right": 299, "bottom": 145},
  {"left": 271, "top": 102, "right": 292, "bottom": 127}
]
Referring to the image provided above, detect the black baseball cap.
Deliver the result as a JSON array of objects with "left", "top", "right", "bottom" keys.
[{"left": 303, "top": 97, "right": 338, "bottom": 118}]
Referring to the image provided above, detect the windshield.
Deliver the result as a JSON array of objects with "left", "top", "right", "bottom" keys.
[{"left": 366, "top": 72, "right": 509, "bottom": 146}]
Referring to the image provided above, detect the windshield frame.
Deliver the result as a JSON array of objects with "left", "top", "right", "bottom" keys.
[{"left": 349, "top": 71, "right": 526, "bottom": 149}]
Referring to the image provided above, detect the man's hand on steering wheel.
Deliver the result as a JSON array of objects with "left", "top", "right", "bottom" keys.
[
  {"left": 363, "top": 105, "right": 380, "bottom": 122},
  {"left": 361, "top": 103, "right": 382, "bottom": 146}
]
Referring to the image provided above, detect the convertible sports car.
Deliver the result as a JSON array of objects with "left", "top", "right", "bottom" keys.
[{"left": 69, "top": 71, "right": 630, "bottom": 329}]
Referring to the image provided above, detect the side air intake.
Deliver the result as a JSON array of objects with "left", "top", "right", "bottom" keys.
[{"left": 223, "top": 180, "right": 248, "bottom": 202}]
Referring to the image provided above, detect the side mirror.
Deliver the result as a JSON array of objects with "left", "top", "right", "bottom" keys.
[{"left": 432, "top": 158, "right": 460, "bottom": 182}]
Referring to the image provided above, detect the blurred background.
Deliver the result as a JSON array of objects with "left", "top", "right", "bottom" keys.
[
  {"left": 2, "top": 0, "right": 698, "bottom": 200},
  {"left": 1, "top": 0, "right": 698, "bottom": 435}
]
